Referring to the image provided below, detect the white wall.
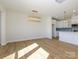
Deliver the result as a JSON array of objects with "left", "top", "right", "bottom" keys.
[
  {"left": 0, "top": 5, "right": 6, "bottom": 45},
  {"left": 0, "top": 12, "right": 1, "bottom": 44},
  {"left": 6, "top": 10, "right": 52, "bottom": 43},
  {"left": 45, "top": 17, "right": 52, "bottom": 39}
]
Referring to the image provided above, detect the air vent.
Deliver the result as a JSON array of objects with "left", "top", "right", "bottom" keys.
[{"left": 32, "top": 10, "right": 38, "bottom": 13}]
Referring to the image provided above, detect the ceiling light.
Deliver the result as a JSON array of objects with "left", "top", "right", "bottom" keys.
[
  {"left": 73, "top": 10, "right": 76, "bottom": 13},
  {"left": 56, "top": 0, "right": 66, "bottom": 3}
]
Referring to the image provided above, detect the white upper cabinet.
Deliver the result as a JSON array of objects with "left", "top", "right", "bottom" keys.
[
  {"left": 56, "top": 20, "right": 71, "bottom": 28},
  {"left": 56, "top": 16, "right": 78, "bottom": 28},
  {"left": 71, "top": 16, "right": 78, "bottom": 24}
]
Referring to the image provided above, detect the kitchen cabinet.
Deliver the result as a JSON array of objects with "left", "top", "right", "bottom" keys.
[
  {"left": 59, "top": 31, "right": 78, "bottom": 45},
  {"left": 56, "top": 20, "right": 71, "bottom": 28},
  {"left": 71, "top": 16, "right": 78, "bottom": 24}
]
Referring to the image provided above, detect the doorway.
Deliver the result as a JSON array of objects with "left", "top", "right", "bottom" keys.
[
  {"left": 52, "top": 24, "right": 54, "bottom": 38},
  {"left": 52, "top": 24, "right": 58, "bottom": 40}
]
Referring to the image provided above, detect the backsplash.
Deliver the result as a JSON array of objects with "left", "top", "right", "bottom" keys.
[{"left": 56, "top": 28, "right": 78, "bottom": 32}]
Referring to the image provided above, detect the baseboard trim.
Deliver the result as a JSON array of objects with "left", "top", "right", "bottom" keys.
[
  {"left": 59, "top": 40, "right": 78, "bottom": 46},
  {"left": 1, "top": 42, "right": 7, "bottom": 46},
  {"left": 7, "top": 37, "right": 49, "bottom": 43}
]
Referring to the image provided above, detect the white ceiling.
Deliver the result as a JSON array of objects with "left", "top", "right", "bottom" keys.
[{"left": 0, "top": 0, "right": 78, "bottom": 20}]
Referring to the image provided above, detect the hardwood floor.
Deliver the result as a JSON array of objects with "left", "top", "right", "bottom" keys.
[{"left": 0, "top": 38, "right": 78, "bottom": 59}]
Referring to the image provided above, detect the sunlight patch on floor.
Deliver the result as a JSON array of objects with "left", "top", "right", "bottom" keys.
[
  {"left": 27, "top": 48, "right": 49, "bottom": 59},
  {"left": 3, "top": 53, "right": 15, "bottom": 59},
  {"left": 65, "top": 51, "right": 76, "bottom": 57},
  {"left": 18, "top": 43, "right": 39, "bottom": 58}
]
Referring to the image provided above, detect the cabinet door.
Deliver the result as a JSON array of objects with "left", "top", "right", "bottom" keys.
[
  {"left": 71, "top": 16, "right": 78, "bottom": 24},
  {"left": 56, "top": 20, "right": 69, "bottom": 28}
]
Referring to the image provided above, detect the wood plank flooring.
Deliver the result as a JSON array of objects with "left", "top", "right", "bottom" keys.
[{"left": 0, "top": 38, "right": 78, "bottom": 59}]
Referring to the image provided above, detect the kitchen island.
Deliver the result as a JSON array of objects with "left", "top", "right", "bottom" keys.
[{"left": 59, "top": 31, "right": 78, "bottom": 45}]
